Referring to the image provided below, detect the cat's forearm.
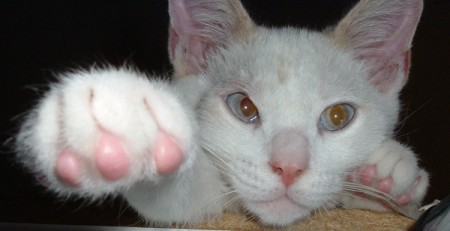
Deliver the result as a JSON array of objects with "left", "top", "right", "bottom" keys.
[{"left": 123, "top": 150, "right": 227, "bottom": 224}]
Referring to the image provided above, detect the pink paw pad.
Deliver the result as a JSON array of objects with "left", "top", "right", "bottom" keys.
[
  {"left": 56, "top": 151, "right": 81, "bottom": 186},
  {"left": 397, "top": 194, "right": 412, "bottom": 205},
  {"left": 377, "top": 177, "right": 393, "bottom": 193},
  {"left": 152, "top": 131, "right": 184, "bottom": 175},
  {"left": 95, "top": 133, "right": 130, "bottom": 180},
  {"left": 359, "top": 165, "right": 376, "bottom": 186}
]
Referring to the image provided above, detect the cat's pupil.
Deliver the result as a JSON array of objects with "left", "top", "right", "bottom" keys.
[
  {"left": 240, "top": 97, "right": 257, "bottom": 117},
  {"left": 329, "top": 105, "right": 346, "bottom": 126}
]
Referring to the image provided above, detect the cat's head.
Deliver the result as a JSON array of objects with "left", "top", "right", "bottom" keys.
[{"left": 168, "top": 0, "right": 423, "bottom": 226}]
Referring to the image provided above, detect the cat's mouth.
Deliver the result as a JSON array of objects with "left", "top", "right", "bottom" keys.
[
  {"left": 259, "top": 195, "right": 296, "bottom": 207},
  {"left": 255, "top": 194, "right": 307, "bottom": 210},
  {"left": 246, "top": 195, "right": 313, "bottom": 226}
]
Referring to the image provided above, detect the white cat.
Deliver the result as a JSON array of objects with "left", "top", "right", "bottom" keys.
[{"left": 16, "top": 0, "right": 429, "bottom": 227}]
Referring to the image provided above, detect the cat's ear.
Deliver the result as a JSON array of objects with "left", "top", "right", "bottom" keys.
[
  {"left": 331, "top": 0, "right": 423, "bottom": 94},
  {"left": 168, "top": 0, "right": 255, "bottom": 79}
]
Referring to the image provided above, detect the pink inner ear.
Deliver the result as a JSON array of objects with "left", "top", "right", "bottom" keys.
[
  {"left": 361, "top": 13, "right": 416, "bottom": 91},
  {"left": 168, "top": 0, "right": 253, "bottom": 77},
  {"left": 368, "top": 50, "right": 411, "bottom": 92},
  {"left": 168, "top": 0, "right": 194, "bottom": 60},
  {"left": 169, "top": 0, "right": 195, "bottom": 36},
  {"left": 169, "top": 28, "right": 179, "bottom": 61},
  {"left": 359, "top": 11, "right": 417, "bottom": 75},
  {"left": 169, "top": 27, "right": 209, "bottom": 75},
  {"left": 168, "top": 0, "right": 211, "bottom": 75},
  {"left": 337, "top": 0, "right": 423, "bottom": 93}
]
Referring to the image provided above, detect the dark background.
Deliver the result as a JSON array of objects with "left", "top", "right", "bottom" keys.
[{"left": 1, "top": 0, "right": 449, "bottom": 226}]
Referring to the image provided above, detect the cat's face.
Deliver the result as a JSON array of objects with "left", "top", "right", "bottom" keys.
[
  {"left": 168, "top": 0, "right": 422, "bottom": 226},
  {"left": 197, "top": 28, "right": 397, "bottom": 225}
]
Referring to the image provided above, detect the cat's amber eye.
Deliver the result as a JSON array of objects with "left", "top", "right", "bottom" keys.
[
  {"left": 226, "top": 92, "right": 259, "bottom": 123},
  {"left": 319, "top": 103, "right": 355, "bottom": 131}
]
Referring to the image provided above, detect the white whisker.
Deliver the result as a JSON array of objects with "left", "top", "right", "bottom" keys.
[
  {"left": 342, "top": 182, "right": 422, "bottom": 219},
  {"left": 202, "top": 144, "right": 234, "bottom": 170},
  {"left": 395, "top": 100, "right": 430, "bottom": 136},
  {"left": 203, "top": 189, "right": 239, "bottom": 210},
  {"left": 343, "top": 182, "right": 398, "bottom": 202},
  {"left": 222, "top": 194, "right": 241, "bottom": 211}
]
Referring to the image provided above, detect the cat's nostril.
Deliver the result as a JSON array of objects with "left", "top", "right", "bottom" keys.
[
  {"left": 271, "top": 165, "right": 283, "bottom": 175},
  {"left": 270, "top": 162, "right": 304, "bottom": 187}
]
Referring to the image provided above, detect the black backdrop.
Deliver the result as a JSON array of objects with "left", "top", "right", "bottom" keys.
[{"left": 1, "top": 0, "right": 449, "bottom": 226}]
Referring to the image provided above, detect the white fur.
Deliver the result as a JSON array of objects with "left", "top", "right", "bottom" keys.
[{"left": 16, "top": 0, "right": 428, "bottom": 227}]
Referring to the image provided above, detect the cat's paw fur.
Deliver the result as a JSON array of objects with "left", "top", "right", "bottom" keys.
[
  {"left": 16, "top": 68, "right": 195, "bottom": 197},
  {"left": 342, "top": 140, "right": 429, "bottom": 211}
]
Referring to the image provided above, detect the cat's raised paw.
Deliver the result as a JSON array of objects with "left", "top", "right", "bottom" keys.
[{"left": 17, "top": 69, "right": 195, "bottom": 196}]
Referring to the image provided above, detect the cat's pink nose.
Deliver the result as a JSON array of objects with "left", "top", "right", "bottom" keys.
[
  {"left": 270, "top": 162, "right": 304, "bottom": 188},
  {"left": 269, "top": 130, "right": 309, "bottom": 188}
]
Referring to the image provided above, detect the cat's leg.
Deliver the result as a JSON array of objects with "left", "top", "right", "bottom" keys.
[
  {"left": 340, "top": 140, "right": 429, "bottom": 213},
  {"left": 16, "top": 68, "right": 197, "bottom": 198}
]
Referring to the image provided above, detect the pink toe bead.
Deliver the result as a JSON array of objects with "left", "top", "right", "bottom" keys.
[
  {"left": 360, "top": 165, "right": 376, "bottom": 186},
  {"left": 378, "top": 177, "right": 393, "bottom": 193},
  {"left": 153, "top": 132, "right": 184, "bottom": 175},
  {"left": 56, "top": 151, "right": 81, "bottom": 187},
  {"left": 95, "top": 133, "right": 130, "bottom": 180},
  {"left": 397, "top": 194, "right": 412, "bottom": 205}
]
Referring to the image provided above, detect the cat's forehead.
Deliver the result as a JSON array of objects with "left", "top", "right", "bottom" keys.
[{"left": 209, "top": 27, "right": 370, "bottom": 102}]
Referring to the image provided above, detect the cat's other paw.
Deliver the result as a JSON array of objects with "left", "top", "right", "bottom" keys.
[
  {"left": 16, "top": 68, "right": 195, "bottom": 197},
  {"left": 344, "top": 140, "right": 429, "bottom": 211}
]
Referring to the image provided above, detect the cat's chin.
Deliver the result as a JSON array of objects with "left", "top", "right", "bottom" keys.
[{"left": 245, "top": 195, "right": 312, "bottom": 226}]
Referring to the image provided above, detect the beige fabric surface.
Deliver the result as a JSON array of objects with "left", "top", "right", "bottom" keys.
[{"left": 191, "top": 209, "right": 414, "bottom": 231}]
